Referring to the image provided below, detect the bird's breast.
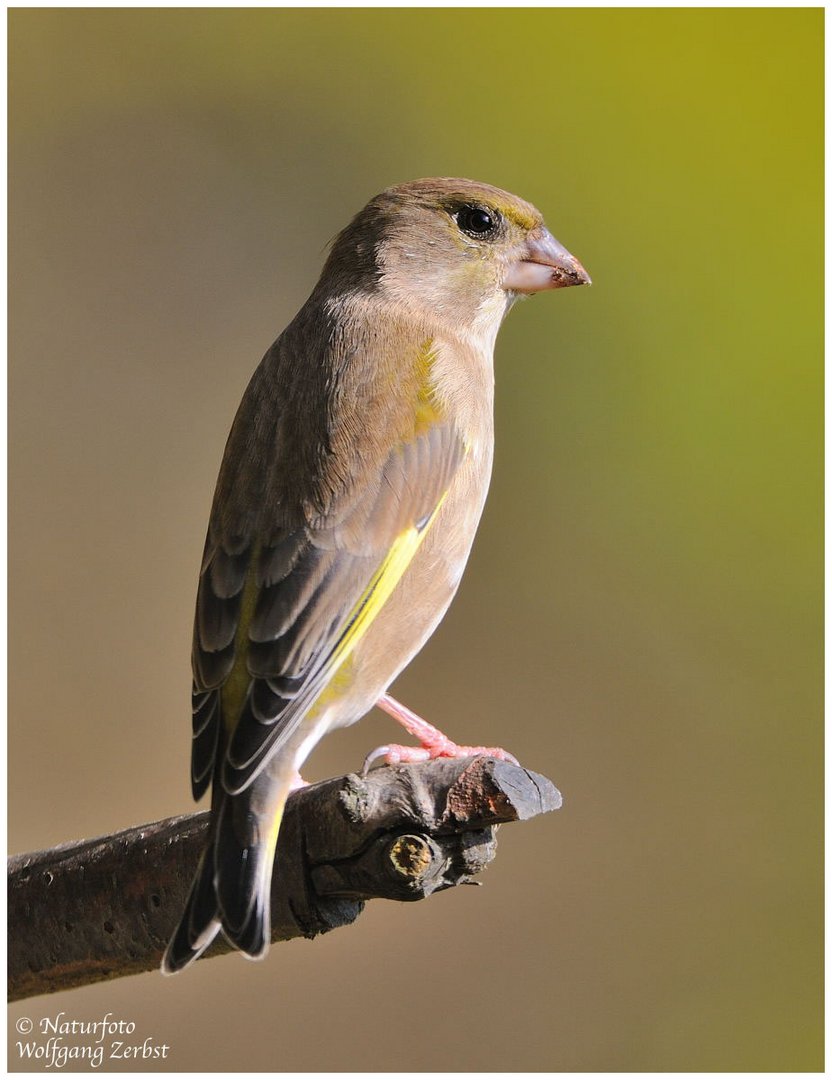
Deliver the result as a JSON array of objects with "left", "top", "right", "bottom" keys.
[
  {"left": 340, "top": 419, "right": 494, "bottom": 721},
  {"left": 321, "top": 327, "right": 497, "bottom": 728}
]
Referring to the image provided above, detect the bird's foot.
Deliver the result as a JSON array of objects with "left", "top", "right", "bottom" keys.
[
  {"left": 288, "top": 770, "right": 309, "bottom": 793},
  {"left": 362, "top": 693, "right": 518, "bottom": 775}
]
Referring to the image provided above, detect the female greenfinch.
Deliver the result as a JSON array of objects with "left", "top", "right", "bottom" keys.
[{"left": 162, "top": 178, "right": 589, "bottom": 973}]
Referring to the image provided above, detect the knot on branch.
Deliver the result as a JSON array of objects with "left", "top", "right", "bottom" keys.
[{"left": 9, "top": 757, "right": 561, "bottom": 1001}]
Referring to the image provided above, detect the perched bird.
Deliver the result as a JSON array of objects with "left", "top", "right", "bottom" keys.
[{"left": 162, "top": 178, "right": 589, "bottom": 974}]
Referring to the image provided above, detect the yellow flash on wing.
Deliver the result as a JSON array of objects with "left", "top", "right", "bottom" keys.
[{"left": 306, "top": 492, "right": 449, "bottom": 719}]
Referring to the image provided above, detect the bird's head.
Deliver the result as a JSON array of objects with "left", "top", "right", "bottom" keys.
[{"left": 320, "top": 177, "right": 590, "bottom": 336}]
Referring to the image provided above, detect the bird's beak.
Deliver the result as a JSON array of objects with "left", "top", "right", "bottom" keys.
[{"left": 503, "top": 228, "right": 591, "bottom": 293}]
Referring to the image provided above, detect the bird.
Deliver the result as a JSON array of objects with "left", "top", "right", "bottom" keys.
[{"left": 161, "top": 177, "right": 589, "bottom": 974}]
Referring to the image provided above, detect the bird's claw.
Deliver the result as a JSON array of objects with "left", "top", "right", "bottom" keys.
[
  {"left": 361, "top": 745, "right": 391, "bottom": 777},
  {"left": 361, "top": 740, "right": 519, "bottom": 777},
  {"left": 365, "top": 693, "right": 519, "bottom": 775}
]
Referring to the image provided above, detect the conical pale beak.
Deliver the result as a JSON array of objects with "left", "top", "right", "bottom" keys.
[{"left": 504, "top": 228, "right": 591, "bottom": 293}]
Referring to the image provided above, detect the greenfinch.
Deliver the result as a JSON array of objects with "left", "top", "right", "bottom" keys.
[{"left": 162, "top": 178, "right": 589, "bottom": 973}]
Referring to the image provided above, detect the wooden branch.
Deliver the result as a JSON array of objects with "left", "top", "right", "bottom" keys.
[{"left": 8, "top": 758, "right": 561, "bottom": 1002}]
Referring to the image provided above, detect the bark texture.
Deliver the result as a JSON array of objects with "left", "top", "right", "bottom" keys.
[{"left": 8, "top": 758, "right": 561, "bottom": 1002}]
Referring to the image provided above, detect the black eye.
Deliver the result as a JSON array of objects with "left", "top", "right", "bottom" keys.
[{"left": 455, "top": 204, "right": 498, "bottom": 238}]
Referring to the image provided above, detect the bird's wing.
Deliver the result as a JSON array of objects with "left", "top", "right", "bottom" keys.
[{"left": 191, "top": 419, "right": 466, "bottom": 798}]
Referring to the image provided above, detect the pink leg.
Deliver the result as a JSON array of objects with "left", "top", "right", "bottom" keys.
[
  {"left": 363, "top": 693, "right": 518, "bottom": 773},
  {"left": 288, "top": 770, "right": 309, "bottom": 794}
]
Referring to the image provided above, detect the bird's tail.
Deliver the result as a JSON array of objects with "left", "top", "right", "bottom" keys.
[
  {"left": 160, "top": 836, "right": 222, "bottom": 974},
  {"left": 161, "top": 771, "right": 288, "bottom": 974}
]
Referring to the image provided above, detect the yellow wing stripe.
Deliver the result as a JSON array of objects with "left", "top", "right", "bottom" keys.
[
  {"left": 307, "top": 493, "right": 448, "bottom": 718},
  {"left": 220, "top": 489, "right": 452, "bottom": 788}
]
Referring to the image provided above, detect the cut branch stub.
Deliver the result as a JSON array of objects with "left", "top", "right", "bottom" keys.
[{"left": 8, "top": 757, "right": 561, "bottom": 1001}]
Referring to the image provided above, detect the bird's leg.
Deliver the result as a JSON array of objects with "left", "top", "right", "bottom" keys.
[
  {"left": 362, "top": 693, "right": 519, "bottom": 774},
  {"left": 288, "top": 770, "right": 309, "bottom": 793}
]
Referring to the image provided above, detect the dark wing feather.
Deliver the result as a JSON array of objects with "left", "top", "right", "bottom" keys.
[{"left": 191, "top": 420, "right": 465, "bottom": 798}]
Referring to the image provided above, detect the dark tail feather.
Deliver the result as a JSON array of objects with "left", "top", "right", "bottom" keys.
[
  {"left": 214, "top": 779, "right": 283, "bottom": 960},
  {"left": 161, "top": 774, "right": 287, "bottom": 973},
  {"left": 160, "top": 843, "right": 221, "bottom": 975}
]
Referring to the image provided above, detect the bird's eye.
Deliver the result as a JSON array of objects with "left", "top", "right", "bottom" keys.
[{"left": 455, "top": 205, "right": 498, "bottom": 239}]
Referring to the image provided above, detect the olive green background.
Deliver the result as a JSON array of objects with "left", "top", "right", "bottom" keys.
[{"left": 8, "top": 8, "right": 822, "bottom": 1072}]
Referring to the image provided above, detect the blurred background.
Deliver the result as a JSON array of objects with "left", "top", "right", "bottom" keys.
[{"left": 8, "top": 8, "right": 822, "bottom": 1072}]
